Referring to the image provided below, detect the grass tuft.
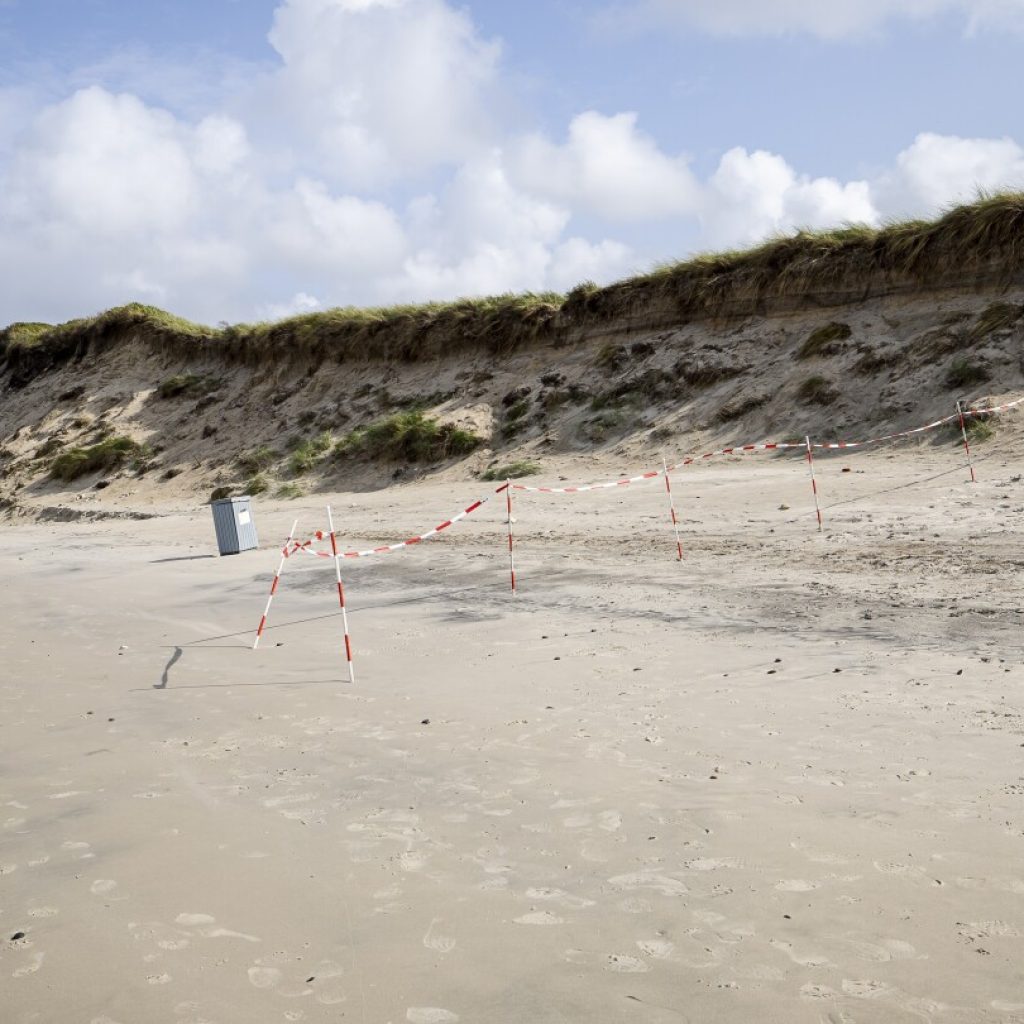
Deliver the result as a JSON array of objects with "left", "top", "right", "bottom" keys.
[
  {"left": 796, "top": 322, "right": 852, "bottom": 360},
  {"left": 796, "top": 376, "right": 839, "bottom": 405},
  {"left": 288, "top": 431, "right": 333, "bottom": 475},
  {"left": 945, "top": 358, "right": 990, "bottom": 389},
  {"left": 337, "top": 412, "right": 480, "bottom": 463},
  {"left": 238, "top": 445, "right": 277, "bottom": 475},
  {"left": 275, "top": 483, "right": 303, "bottom": 500},
  {"left": 965, "top": 417, "right": 995, "bottom": 442},
  {"left": 481, "top": 461, "right": 541, "bottom": 481},
  {"left": 50, "top": 436, "right": 143, "bottom": 481},
  {"left": 969, "top": 302, "right": 1022, "bottom": 341},
  {"left": 157, "top": 373, "right": 220, "bottom": 399}
]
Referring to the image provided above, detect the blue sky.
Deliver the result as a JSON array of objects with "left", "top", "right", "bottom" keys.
[{"left": 1, "top": 0, "right": 1022, "bottom": 325}]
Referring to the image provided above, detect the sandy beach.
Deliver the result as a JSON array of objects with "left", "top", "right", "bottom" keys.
[{"left": 3, "top": 442, "right": 1024, "bottom": 1023}]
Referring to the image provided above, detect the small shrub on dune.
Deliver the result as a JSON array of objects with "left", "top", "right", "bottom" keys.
[
  {"left": 238, "top": 445, "right": 277, "bottom": 475},
  {"left": 338, "top": 412, "right": 480, "bottom": 463},
  {"left": 969, "top": 302, "right": 1022, "bottom": 342},
  {"left": 157, "top": 374, "right": 220, "bottom": 399},
  {"left": 288, "top": 431, "right": 333, "bottom": 475},
  {"left": 945, "top": 358, "right": 990, "bottom": 389},
  {"left": 796, "top": 322, "right": 852, "bottom": 360},
  {"left": 481, "top": 461, "right": 541, "bottom": 481},
  {"left": 796, "top": 375, "right": 839, "bottom": 406},
  {"left": 50, "top": 436, "right": 143, "bottom": 481},
  {"left": 245, "top": 474, "right": 269, "bottom": 495},
  {"left": 275, "top": 483, "right": 303, "bottom": 500},
  {"left": 964, "top": 417, "right": 995, "bottom": 443}
]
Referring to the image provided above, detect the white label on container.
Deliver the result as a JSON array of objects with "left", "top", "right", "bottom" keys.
[{"left": 238, "top": 509, "right": 251, "bottom": 525}]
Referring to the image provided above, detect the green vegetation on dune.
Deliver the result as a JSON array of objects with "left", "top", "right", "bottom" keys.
[
  {"left": 481, "top": 461, "right": 541, "bottom": 481},
  {"left": 337, "top": 411, "right": 481, "bottom": 463},
  {"left": 49, "top": 436, "right": 146, "bottom": 481},
  {"left": 3, "top": 193, "right": 1024, "bottom": 387}
]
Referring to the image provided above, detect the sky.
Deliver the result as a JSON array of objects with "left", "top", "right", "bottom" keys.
[{"left": 1, "top": 0, "right": 1023, "bottom": 326}]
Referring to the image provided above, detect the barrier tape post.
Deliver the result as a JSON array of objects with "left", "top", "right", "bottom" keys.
[
  {"left": 662, "top": 457, "right": 683, "bottom": 561},
  {"left": 254, "top": 518, "right": 298, "bottom": 649},
  {"left": 326, "top": 505, "right": 355, "bottom": 683},
  {"left": 805, "top": 436, "right": 823, "bottom": 533},
  {"left": 956, "top": 400, "right": 977, "bottom": 484},
  {"left": 506, "top": 479, "right": 517, "bottom": 594}
]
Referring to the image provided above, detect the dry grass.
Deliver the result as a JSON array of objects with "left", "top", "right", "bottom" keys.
[
  {"left": 796, "top": 322, "right": 852, "bottom": 360},
  {"left": 969, "top": 302, "right": 1023, "bottom": 341},
  {"left": 796, "top": 376, "right": 839, "bottom": 405},
  {"left": 4, "top": 194, "right": 1024, "bottom": 386}
]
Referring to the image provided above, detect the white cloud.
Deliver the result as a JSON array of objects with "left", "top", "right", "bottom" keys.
[
  {"left": 388, "top": 153, "right": 571, "bottom": 300},
  {"left": 258, "top": 291, "right": 322, "bottom": 321},
  {"left": 269, "top": 177, "right": 409, "bottom": 274},
  {"left": 265, "top": 0, "right": 501, "bottom": 184},
  {"left": 7, "top": 86, "right": 198, "bottom": 236},
  {"left": 616, "top": 0, "right": 1024, "bottom": 38},
  {"left": 703, "top": 147, "right": 878, "bottom": 247},
  {"left": 548, "top": 238, "right": 636, "bottom": 291},
  {"left": 874, "top": 132, "right": 1024, "bottom": 215},
  {"left": 510, "top": 111, "right": 700, "bottom": 221}
]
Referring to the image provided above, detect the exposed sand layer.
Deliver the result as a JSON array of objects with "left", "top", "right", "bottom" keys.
[{"left": 3, "top": 444, "right": 1024, "bottom": 1023}]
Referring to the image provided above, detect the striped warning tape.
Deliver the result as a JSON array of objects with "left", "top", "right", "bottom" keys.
[
  {"left": 667, "top": 441, "right": 804, "bottom": 469},
  {"left": 513, "top": 394, "right": 1024, "bottom": 493},
  {"left": 285, "top": 487, "right": 504, "bottom": 561},
  {"left": 811, "top": 396, "right": 1024, "bottom": 450},
  {"left": 513, "top": 468, "right": 664, "bottom": 493}
]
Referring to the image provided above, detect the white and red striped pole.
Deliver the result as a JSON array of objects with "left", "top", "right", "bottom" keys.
[
  {"left": 805, "top": 436, "right": 823, "bottom": 533},
  {"left": 956, "top": 400, "right": 977, "bottom": 483},
  {"left": 662, "top": 457, "right": 683, "bottom": 561},
  {"left": 326, "top": 505, "right": 355, "bottom": 682},
  {"left": 505, "top": 481, "right": 517, "bottom": 594},
  {"left": 254, "top": 519, "right": 298, "bottom": 649}
]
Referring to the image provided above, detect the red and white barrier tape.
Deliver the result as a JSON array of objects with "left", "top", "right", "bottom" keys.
[
  {"left": 513, "top": 395, "right": 1024, "bottom": 493},
  {"left": 285, "top": 488, "right": 503, "bottom": 561},
  {"left": 513, "top": 468, "right": 664, "bottom": 493},
  {"left": 811, "top": 397, "right": 1023, "bottom": 450}
]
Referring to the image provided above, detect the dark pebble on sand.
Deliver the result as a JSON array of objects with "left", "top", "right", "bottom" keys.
[
  {"left": 306, "top": 976, "right": 315, "bottom": 983},
  {"left": 421, "top": 719, "right": 430, "bottom": 725},
  {"left": 956, "top": 669, "right": 964, "bottom": 676},
  {"left": 11, "top": 931, "right": 25, "bottom": 941}
]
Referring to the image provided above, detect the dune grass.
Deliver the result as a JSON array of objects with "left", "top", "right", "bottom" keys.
[
  {"left": 4, "top": 193, "right": 1024, "bottom": 385},
  {"left": 49, "top": 436, "right": 144, "bottom": 481},
  {"left": 481, "top": 460, "right": 541, "bottom": 481},
  {"left": 796, "top": 322, "right": 852, "bottom": 360},
  {"left": 337, "top": 411, "right": 481, "bottom": 463}
]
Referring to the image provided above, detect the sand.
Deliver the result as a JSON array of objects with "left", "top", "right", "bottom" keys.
[{"left": 3, "top": 443, "right": 1024, "bottom": 1024}]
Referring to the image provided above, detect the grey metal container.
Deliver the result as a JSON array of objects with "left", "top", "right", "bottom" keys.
[{"left": 211, "top": 496, "right": 259, "bottom": 555}]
